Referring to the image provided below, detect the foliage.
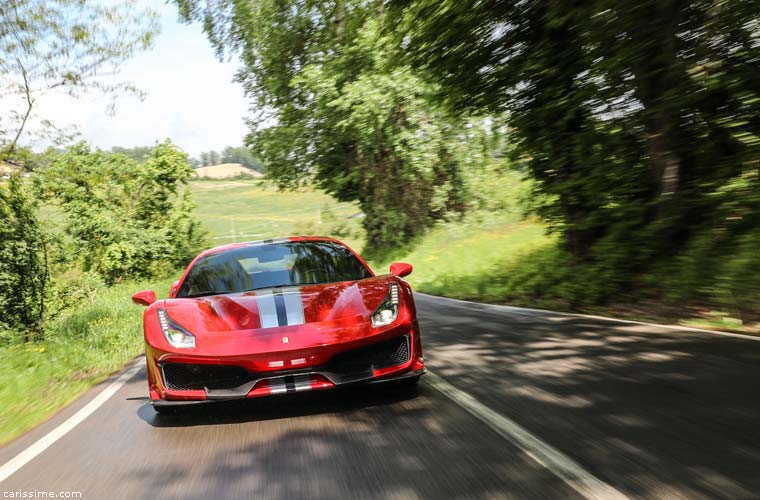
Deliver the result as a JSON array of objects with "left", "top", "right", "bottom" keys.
[
  {"left": 221, "top": 146, "right": 265, "bottom": 172},
  {"left": 36, "top": 141, "right": 206, "bottom": 283},
  {"left": 109, "top": 146, "right": 153, "bottom": 162},
  {"left": 0, "top": 0, "right": 159, "bottom": 159},
  {"left": 173, "top": 0, "right": 487, "bottom": 257},
  {"left": 390, "top": 0, "right": 760, "bottom": 313},
  {"left": 0, "top": 175, "right": 48, "bottom": 342}
]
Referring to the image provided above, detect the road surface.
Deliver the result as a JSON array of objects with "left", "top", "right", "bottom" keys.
[{"left": 2, "top": 293, "right": 760, "bottom": 499}]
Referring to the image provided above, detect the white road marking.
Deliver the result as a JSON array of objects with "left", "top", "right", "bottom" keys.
[
  {"left": 0, "top": 360, "right": 143, "bottom": 484},
  {"left": 426, "top": 371, "right": 630, "bottom": 500},
  {"left": 417, "top": 293, "right": 760, "bottom": 342}
]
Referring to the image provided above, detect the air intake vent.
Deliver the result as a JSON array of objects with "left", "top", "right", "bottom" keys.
[
  {"left": 161, "top": 363, "right": 251, "bottom": 391},
  {"left": 328, "top": 335, "right": 410, "bottom": 374}
]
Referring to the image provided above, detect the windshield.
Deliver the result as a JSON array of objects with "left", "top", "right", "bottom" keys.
[{"left": 176, "top": 241, "right": 372, "bottom": 298}]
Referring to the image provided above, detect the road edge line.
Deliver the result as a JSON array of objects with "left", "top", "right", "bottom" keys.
[
  {"left": 0, "top": 359, "right": 143, "bottom": 484},
  {"left": 426, "top": 371, "right": 630, "bottom": 500}
]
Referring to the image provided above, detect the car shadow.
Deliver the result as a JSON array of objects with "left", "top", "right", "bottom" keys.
[{"left": 137, "top": 381, "right": 422, "bottom": 428}]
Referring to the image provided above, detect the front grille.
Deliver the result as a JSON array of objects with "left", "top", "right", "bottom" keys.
[
  {"left": 328, "top": 335, "right": 410, "bottom": 374},
  {"left": 161, "top": 363, "right": 251, "bottom": 391},
  {"left": 161, "top": 335, "right": 411, "bottom": 392}
]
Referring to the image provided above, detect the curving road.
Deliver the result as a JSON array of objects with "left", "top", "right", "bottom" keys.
[{"left": 2, "top": 293, "right": 760, "bottom": 499}]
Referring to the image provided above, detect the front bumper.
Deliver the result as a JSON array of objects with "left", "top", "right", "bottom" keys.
[
  {"left": 146, "top": 325, "right": 424, "bottom": 404},
  {"left": 151, "top": 369, "right": 425, "bottom": 408}
]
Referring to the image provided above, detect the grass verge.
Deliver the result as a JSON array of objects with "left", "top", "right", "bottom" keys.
[
  {"left": 0, "top": 276, "right": 174, "bottom": 446},
  {"left": 369, "top": 211, "right": 553, "bottom": 298}
]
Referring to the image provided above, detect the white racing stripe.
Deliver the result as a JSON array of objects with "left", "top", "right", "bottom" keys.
[
  {"left": 282, "top": 291, "right": 305, "bottom": 326},
  {"left": 294, "top": 375, "right": 311, "bottom": 392},
  {"left": 256, "top": 290, "right": 279, "bottom": 328},
  {"left": 269, "top": 378, "right": 288, "bottom": 394},
  {"left": 0, "top": 360, "right": 143, "bottom": 484},
  {"left": 426, "top": 371, "right": 630, "bottom": 500}
]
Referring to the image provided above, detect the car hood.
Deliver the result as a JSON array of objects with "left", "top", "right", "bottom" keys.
[{"left": 161, "top": 276, "right": 394, "bottom": 334}]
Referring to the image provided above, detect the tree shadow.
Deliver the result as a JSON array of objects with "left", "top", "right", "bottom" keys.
[
  {"left": 416, "top": 295, "right": 760, "bottom": 499},
  {"left": 126, "top": 381, "right": 576, "bottom": 500}
]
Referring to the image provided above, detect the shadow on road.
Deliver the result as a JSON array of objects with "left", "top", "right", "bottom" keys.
[
  {"left": 137, "top": 381, "right": 422, "bottom": 428},
  {"left": 416, "top": 295, "right": 760, "bottom": 499},
  {"left": 126, "top": 379, "right": 574, "bottom": 500}
]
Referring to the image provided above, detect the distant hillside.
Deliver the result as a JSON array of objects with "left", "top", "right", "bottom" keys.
[{"left": 194, "top": 163, "right": 264, "bottom": 179}]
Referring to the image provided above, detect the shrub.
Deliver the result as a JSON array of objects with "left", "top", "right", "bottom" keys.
[
  {"left": 36, "top": 141, "right": 207, "bottom": 283},
  {"left": 0, "top": 176, "right": 49, "bottom": 342}
]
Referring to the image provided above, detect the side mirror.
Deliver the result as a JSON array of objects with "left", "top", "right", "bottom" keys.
[
  {"left": 132, "top": 290, "right": 157, "bottom": 307},
  {"left": 390, "top": 262, "right": 413, "bottom": 278},
  {"left": 169, "top": 280, "right": 180, "bottom": 298}
]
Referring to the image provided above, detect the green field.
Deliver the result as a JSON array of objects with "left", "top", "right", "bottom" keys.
[{"left": 190, "top": 179, "right": 364, "bottom": 250}]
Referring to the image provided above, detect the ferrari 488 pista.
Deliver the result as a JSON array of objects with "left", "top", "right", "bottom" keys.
[{"left": 131, "top": 237, "right": 424, "bottom": 412}]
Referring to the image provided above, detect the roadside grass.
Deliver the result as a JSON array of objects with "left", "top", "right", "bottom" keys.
[
  {"left": 0, "top": 276, "right": 175, "bottom": 446},
  {"left": 369, "top": 211, "right": 553, "bottom": 298}
]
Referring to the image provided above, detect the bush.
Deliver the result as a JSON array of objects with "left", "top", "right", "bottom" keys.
[
  {"left": 36, "top": 141, "right": 207, "bottom": 283},
  {"left": 0, "top": 175, "right": 48, "bottom": 342}
]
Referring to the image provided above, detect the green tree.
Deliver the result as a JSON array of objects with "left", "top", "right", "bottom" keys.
[
  {"left": 0, "top": 0, "right": 159, "bottom": 160},
  {"left": 109, "top": 146, "right": 153, "bottom": 163},
  {"left": 221, "top": 146, "right": 265, "bottom": 172},
  {"left": 199, "top": 152, "right": 210, "bottom": 166},
  {"left": 392, "top": 0, "right": 760, "bottom": 309},
  {"left": 174, "top": 0, "right": 472, "bottom": 256},
  {"left": 208, "top": 150, "right": 220, "bottom": 165},
  {"left": 0, "top": 175, "right": 48, "bottom": 342},
  {"left": 36, "top": 140, "right": 206, "bottom": 283}
]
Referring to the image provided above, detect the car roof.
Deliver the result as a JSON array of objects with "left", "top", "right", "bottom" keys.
[{"left": 197, "top": 236, "right": 349, "bottom": 258}]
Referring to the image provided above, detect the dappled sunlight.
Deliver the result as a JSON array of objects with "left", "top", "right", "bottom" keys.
[
  {"left": 634, "top": 352, "right": 684, "bottom": 363},
  {"left": 604, "top": 414, "right": 651, "bottom": 428},
  {"left": 415, "top": 294, "right": 760, "bottom": 498},
  {"left": 509, "top": 386, "right": 593, "bottom": 409}
]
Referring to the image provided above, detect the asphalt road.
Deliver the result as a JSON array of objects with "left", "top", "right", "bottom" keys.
[{"left": 2, "top": 293, "right": 760, "bottom": 499}]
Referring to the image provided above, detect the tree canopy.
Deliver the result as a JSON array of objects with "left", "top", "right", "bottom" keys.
[
  {"left": 93, "top": 0, "right": 759, "bottom": 316},
  {"left": 0, "top": 0, "right": 159, "bottom": 160},
  {"left": 173, "top": 0, "right": 487, "bottom": 256},
  {"left": 389, "top": 0, "right": 760, "bottom": 314}
]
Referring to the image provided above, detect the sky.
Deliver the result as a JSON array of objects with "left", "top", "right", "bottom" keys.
[{"left": 31, "top": 3, "right": 249, "bottom": 158}]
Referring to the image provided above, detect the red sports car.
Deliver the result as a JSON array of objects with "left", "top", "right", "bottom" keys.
[{"left": 131, "top": 236, "right": 424, "bottom": 412}]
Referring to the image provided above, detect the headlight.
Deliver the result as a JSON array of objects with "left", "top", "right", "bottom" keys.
[
  {"left": 157, "top": 309, "right": 196, "bottom": 348},
  {"left": 371, "top": 283, "right": 400, "bottom": 328}
]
